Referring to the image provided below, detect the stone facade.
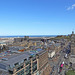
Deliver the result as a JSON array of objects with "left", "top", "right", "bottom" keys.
[
  {"left": 71, "top": 32, "right": 75, "bottom": 55},
  {"left": 37, "top": 50, "right": 51, "bottom": 75},
  {"left": 69, "top": 31, "right": 75, "bottom": 69}
]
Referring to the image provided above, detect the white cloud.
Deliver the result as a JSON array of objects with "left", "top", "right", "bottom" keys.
[{"left": 67, "top": 4, "right": 75, "bottom": 10}]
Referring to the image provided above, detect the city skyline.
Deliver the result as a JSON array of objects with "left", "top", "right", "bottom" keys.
[{"left": 0, "top": 0, "right": 75, "bottom": 35}]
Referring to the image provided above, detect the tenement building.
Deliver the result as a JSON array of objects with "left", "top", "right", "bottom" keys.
[
  {"left": 69, "top": 31, "right": 75, "bottom": 69},
  {"left": 36, "top": 50, "right": 50, "bottom": 75},
  {"left": 0, "top": 49, "right": 50, "bottom": 75}
]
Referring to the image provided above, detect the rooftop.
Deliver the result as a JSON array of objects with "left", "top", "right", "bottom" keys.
[
  {"left": 54, "top": 43, "right": 61, "bottom": 47},
  {"left": 0, "top": 48, "right": 44, "bottom": 70}
]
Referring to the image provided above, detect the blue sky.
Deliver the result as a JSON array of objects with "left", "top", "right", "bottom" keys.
[{"left": 0, "top": 0, "right": 75, "bottom": 35}]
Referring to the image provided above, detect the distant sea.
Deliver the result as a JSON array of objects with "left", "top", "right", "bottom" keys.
[{"left": 0, "top": 35, "right": 57, "bottom": 38}]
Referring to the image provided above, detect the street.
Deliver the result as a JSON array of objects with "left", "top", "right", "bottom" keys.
[{"left": 49, "top": 42, "right": 71, "bottom": 75}]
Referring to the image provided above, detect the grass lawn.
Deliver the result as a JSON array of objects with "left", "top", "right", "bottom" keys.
[
  {"left": 66, "top": 70, "right": 75, "bottom": 75},
  {"left": 65, "top": 65, "right": 69, "bottom": 69}
]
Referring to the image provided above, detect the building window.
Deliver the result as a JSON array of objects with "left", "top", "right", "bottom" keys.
[
  {"left": 32, "top": 57, "right": 36, "bottom": 61},
  {"left": 14, "top": 62, "right": 19, "bottom": 66},
  {"left": 17, "top": 67, "right": 21, "bottom": 71},
  {"left": 32, "top": 61, "right": 37, "bottom": 72},
  {"left": 8, "top": 70, "right": 13, "bottom": 74},
  {"left": 25, "top": 65, "right": 31, "bottom": 75},
  {"left": 21, "top": 65, "right": 23, "bottom": 69},
  {"left": 24, "top": 59, "right": 27, "bottom": 61},
  {"left": 25, "top": 60, "right": 30, "bottom": 66},
  {"left": 17, "top": 69, "right": 24, "bottom": 75}
]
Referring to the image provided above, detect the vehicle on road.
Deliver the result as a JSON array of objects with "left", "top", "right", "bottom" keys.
[
  {"left": 64, "top": 54, "right": 68, "bottom": 59},
  {"left": 59, "top": 62, "right": 64, "bottom": 74}
]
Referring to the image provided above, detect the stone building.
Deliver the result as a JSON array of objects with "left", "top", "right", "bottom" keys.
[
  {"left": 14, "top": 36, "right": 29, "bottom": 43},
  {"left": 37, "top": 50, "right": 51, "bottom": 75},
  {"left": 69, "top": 31, "right": 75, "bottom": 69},
  {"left": 71, "top": 31, "right": 75, "bottom": 55}
]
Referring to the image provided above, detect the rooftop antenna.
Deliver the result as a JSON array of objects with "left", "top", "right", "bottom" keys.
[{"left": 72, "top": 29, "right": 74, "bottom": 34}]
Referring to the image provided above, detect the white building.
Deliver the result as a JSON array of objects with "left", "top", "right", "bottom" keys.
[{"left": 48, "top": 50, "right": 55, "bottom": 58}]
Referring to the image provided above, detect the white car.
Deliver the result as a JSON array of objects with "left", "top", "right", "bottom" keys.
[{"left": 62, "top": 61, "right": 64, "bottom": 64}]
